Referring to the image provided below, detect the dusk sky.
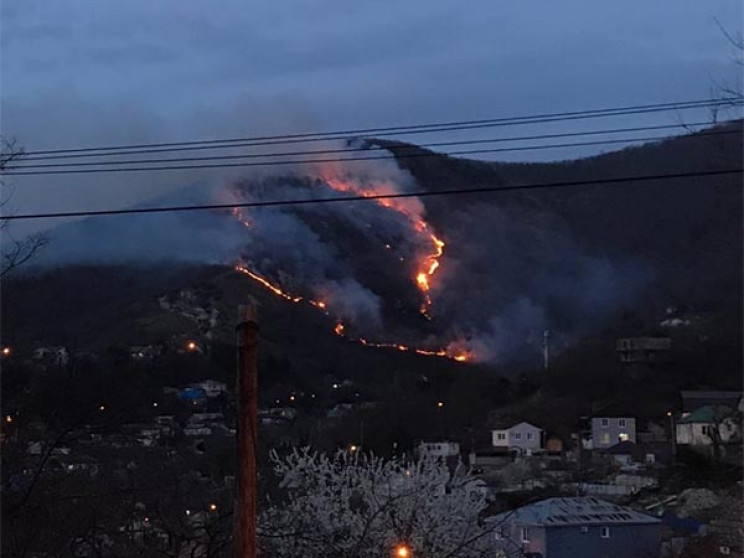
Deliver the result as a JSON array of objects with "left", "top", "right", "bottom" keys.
[{"left": 1, "top": 0, "right": 741, "bottom": 231}]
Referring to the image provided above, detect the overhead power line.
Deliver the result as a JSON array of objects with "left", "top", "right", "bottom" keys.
[
  {"left": 3, "top": 129, "right": 739, "bottom": 177},
  {"left": 15, "top": 97, "right": 742, "bottom": 159},
  {"left": 3, "top": 168, "right": 740, "bottom": 221},
  {"left": 6, "top": 123, "right": 737, "bottom": 171}
]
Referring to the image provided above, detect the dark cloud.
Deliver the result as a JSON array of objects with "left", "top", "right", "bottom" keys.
[{"left": 1, "top": 0, "right": 741, "bottom": 238}]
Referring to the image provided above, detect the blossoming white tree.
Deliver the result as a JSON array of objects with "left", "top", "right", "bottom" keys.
[{"left": 259, "top": 449, "right": 504, "bottom": 558}]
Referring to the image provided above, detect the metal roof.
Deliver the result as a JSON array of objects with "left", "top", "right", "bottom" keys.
[{"left": 487, "top": 497, "right": 660, "bottom": 527}]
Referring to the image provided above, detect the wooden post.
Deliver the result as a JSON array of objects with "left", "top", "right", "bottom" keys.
[{"left": 235, "top": 305, "right": 259, "bottom": 558}]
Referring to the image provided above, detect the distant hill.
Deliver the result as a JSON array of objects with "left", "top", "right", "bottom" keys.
[{"left": 5, "top": 122, "right": 742, "bottom": 372}]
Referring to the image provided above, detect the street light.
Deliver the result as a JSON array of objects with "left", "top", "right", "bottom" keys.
[
  {"left": 395, "top": 544, "right": 411, "bottom": 558},
  {"left": 186, "top": 341, "right": 198, "bottom": 352},
  {"left": 437, "top": 401, "right": 444, "bottom": 409},
  {"left": 2, "top": 347, "right": 11, "bottom": 357},
  {"left": 209, "top": 503, "right": 218, "bottom": 512}
]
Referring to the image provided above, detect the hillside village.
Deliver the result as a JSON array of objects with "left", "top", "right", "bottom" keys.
[{"left": 2, "top": 273, "right": 741, "bottom": 557}]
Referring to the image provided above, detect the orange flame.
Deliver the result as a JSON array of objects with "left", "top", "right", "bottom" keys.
[
  {"left": 321, "top": 177, "right": 446, "bottom": 317},
  {"left": 232, "top": 207, "right": 253, "bottom": 228},
  {"left": 235, "top": 266, "right": 303, "bottom": 303},
  {"left": 230, "top": 174, "right": 472, "bottom": 363}
]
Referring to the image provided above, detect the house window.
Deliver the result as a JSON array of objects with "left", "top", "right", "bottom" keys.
[
  {"left": 601, "top": 419, "right": 609, "bottom": 427},
  {"left": 618, "top": 419, "right": 627, "bottom": 427},
  {"left": 702, "top": 426, "right": 711, "bottom": 436},
  {"left": 521, "top": 527, "right": 529, "bottom": 543},
  {"left": 618, "top": 433, "right": 630, "bottom": 442},
  {"left": 497, "top": 433, "right": 506, "bottom": 440},
  {"left": 526, "top": 433, "right": 533, "bottom": 440},
  {"left": 494, "top": 527, "right": 504, "bottom": 541},
  {"left": 601, "top": 527, "right": 610, "bottom": 538},
  {"left": 514, "top": 433, "right": 522, "bottom": 440},
  {"left": 599, "top": 433, "right": 611, "bottom": 445},
  {"left": 580, "top": 526, "right": 589, "bottom": 534}
]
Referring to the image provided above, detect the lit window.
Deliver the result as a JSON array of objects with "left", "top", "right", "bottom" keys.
[
  {"left": 601, "top": 527, "right": 610, "bottom": 538},
  {"left": 601, "top": 419, "right": 609, "bottom": 427},
  {"left": 618, "top": 419, "right": 627, "bottom": 427},
  {"left": 618, "top": 433, "right": 629, "bottom": 442},
  {"left": 600, "top": 433, "right": 611, "bottom": 445},
  {"left": 521, "top": 527, "right": 529, "bottom": 543}
]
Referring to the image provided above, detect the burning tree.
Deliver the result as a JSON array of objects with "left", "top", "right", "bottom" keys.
[{"left": 259, "top": 449, "right": 502, "bottom": 558}]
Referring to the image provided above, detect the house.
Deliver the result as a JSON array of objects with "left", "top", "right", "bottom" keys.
[
  {"left": 190, "top": 379, "right": 227, "bottom": 398},
  {"left": 184, "top": 425, "right": 212, "bottom": 437},
  {"left": 468, "top": 447, "right": 512, "bottom": 472},
  {"left": 487, "top": 496, "right": 661, "bottom": 558},
  {"left": 129, "top": 345, "right": 163, "bottom": 360},
  {"left": 591, "top": 417, "right": 636, "bottom": 449},
  {"left": 680, "top": 390, "right": 742, "bottom": 413},
  {"left": 31, "top": 346, "right": 69, "bottom": 367},
  {"left": 605, "top": 441, "right": 673, "bottom": 468},
  {"left": 258, "top": 407, "right": 297, "bottom": 425},
  {"left": 50, "top": 455, "right": 100, "bottom": 476},
  {"left": 416, "top": 441, "right": 460, "bottom": 459},
  {"left": 545, "top": 434, "right": 565, "bottom": 455},
  {"left": 616, "top": 337, "right": 671, "bottom": 363},
  {"left": 492, "top": 422, "right": 544, "bottom": 455},
  {"left": 675, "top": 405, "right": 740, "bottom": 447},
  {"left": 178, "top": 387, "right": 207, "bottom": 402}
]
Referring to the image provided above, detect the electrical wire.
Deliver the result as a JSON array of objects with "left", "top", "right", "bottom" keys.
[
  {"left": 3, "top": 168, "right": 739, "bottom": 221},
  {"left": 6, "top": 124, "right": 737, "bottom": 171},
  {"left": 4, "top": 130, "right": 740, "bottom": 177},
  {"left": 14, "top": 97, "right": 741, "bottom": 159}
]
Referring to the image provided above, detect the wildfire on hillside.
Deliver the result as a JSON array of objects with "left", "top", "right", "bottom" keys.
[
  {"left": 230, "top": 172, "right": 472, "bottom": 363},
  {"left": 322, "top": 176, "right": 446, "bottom": 319},
  {"left": 233, "top": 263, "right": 470, "bottom": 362}
]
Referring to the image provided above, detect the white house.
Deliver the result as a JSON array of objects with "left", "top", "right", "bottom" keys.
[
  {"left": 417, "top": 441, "right": 460, "bottom": 459},
  {"left": 492, "top": 422, "right": 543, "bottom": 455},
  {"left": 675, "top": 405, "right": 740, "bottom": 447},
  {"left": 591, "top": 417, "right": 636, "bottom": 449}
]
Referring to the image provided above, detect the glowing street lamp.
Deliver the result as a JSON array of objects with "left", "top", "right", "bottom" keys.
[
  {"left": 349, "top": 444, "right": 358, "bottom": 453},
  {"left": 2, "top": 347, "right": 11, "bottom": 357},
  {"left": 395, "top": 544, "right": 411, "bottom": 558},
  {"left": 437, "top": 401, "right": 444, "bottom": 409},
  {"left": 209, "top": 503, "right": 218, "bottom": 512},
  {"left": 5, "top": 415, "right": 13, "bottom": 424},
  {"left": 186, "top": 341, "right": 198, "bottom": 352}
]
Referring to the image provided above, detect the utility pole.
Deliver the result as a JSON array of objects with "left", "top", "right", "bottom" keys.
[
  {"left": 235, "top": 305, "right": 259, "bottom": 558},
  {"left": 667, "top": 411, "right": 677, "bottom": 464},
  {"left": 542, "top": 330, "right": 550, "bottom": 370}
]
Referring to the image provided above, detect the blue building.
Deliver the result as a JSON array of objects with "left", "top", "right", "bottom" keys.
[{"left": 487, "top": 497, "right": 661, "bottom": 558}]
